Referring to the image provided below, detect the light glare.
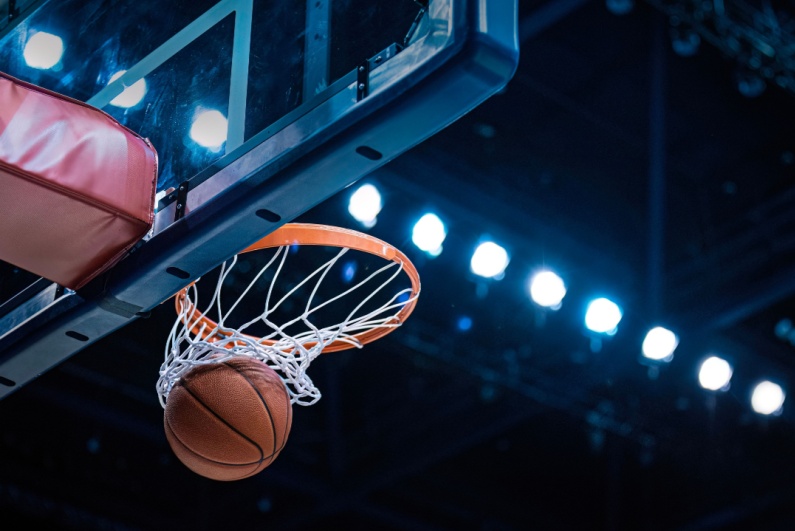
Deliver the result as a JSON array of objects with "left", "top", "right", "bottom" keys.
[
  {"left": 751, "top": 381, "right": 785, "bottom": 415},
  {"left": 529, "top": 270, "right": 566, "bottom": 308},
  {"left": 108, "top": 70, "right": 147, "bottom": 108},
  {"left": 23, "top": 32, "right": 64, "bottom": 69},
  {"left": 412, "top": 213, "right": 447, "bottom": 255},
  {"left": 698, "top": 356, "right": 732, "bottom": 391},
  {"left": 457, "top": 316, "right": 472, "bottom": 332},
  {"left": 470, "top": 241, "right": 509, "bottom": 278},
  {"left": 190, "top": 109, "right": 228, "bottom": 148},
  {"left": 642, "top": 326, "right": 678, "bottom": 361},
  {"left": 584, "top": 298, "right": 622, "bottom": 334},
  {"left": 348, "top": 184, "right": 382, "bottom": 226}
]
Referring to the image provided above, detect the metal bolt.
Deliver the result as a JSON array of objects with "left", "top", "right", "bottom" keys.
[
  {"left": 358, "top": 83, "right": 365, "bottom": 90},
  {"left": 177, "top": 203, "right": 183, "bottom": 209},
  {"left": 358, "top": 66, "right": 365, "bottom": 72}
]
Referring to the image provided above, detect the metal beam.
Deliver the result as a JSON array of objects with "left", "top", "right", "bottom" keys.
[
  {"left": 647, "top": 15, "right": 667, "bottom": 319},
  {"left": 303, "top": 0, "right": 331, "bottom": 100}
]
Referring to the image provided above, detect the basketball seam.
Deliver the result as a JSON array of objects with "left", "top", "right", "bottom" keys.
[
  {"left": 165, "top": 421, "right": 274, "bottom": 480},
  {"left": 164, "top": 361, "right": 289, "bottom": 482},
  {"left": 225, "top": 361, "right": 290, "bottom": 456},
  {"left": 180, "top": 381, "right": 266, "bottom": 463},
  {"left": 164, "top": 401, "right": 270, "bottom": 467}
]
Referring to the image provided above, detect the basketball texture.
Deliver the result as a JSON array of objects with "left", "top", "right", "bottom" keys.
[{"left": 163, "top": 357, "right": 293, "bottom": 481}]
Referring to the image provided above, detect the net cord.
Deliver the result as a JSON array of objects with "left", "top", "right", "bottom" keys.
[{"left": 157, "top": 244, "right": 417, "bottom": 408}]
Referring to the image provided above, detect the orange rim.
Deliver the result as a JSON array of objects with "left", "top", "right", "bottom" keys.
[{"left": 175, "top": 223, "right": 421, "bottom": 353}]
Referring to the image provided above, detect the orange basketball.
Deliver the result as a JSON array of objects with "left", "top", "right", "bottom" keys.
[{"left": 163, "top": 356, "right": 293, "bottom": 481}]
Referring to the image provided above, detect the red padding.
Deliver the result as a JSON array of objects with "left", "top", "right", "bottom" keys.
[{"left": 0, "top": 71, "right": 157, "bottom": 290}]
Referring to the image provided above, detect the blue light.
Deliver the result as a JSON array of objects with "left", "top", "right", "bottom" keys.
[
  {"left": 412, "top": 213, "right": 447, "bottom": 256},
  {"left": 698, "top": 356, "right": 732, "bottom": 391},
  {"left": 470, "top": 241, "right": 510, "bottom": 279},
  {"left": 342, "top": 261, "right": 357, "bottom": 283},
  {"left": 529, "top": 270, "right": 566, "bottom": 308},
  {"left": 606, "top": 0, "right": 633, "bottom": 16},
  {"left": 107, "top": 70, "right": 147, "bottom": 108},
  {"left": 641, "top": 326, "right": 678, "bottom": 361},
  {"left": 751, "top": 381, "right": 785, "bottom": 415},
  {"left": 457, "top": 316, "right": 473, "bottom": 332},
  {"left": 348, "top": 184, "right": 382, "bottom": 228},
  {"left": 189, "top": 109, "right": 227, "bottom": 149},
  {"left": 23, "top": 31, "right": 64, "bottom": 70},
  {"left": 584, "top": 298, "right": 622, "bottom": 335}
]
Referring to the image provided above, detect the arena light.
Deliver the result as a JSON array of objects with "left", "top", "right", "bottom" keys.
[
  {"left": 698, "top": 356, "right": 732, "bottom": 391},
  {"left": 107, "top": 70, "right": 147, "bottom": 108},
  {"left": 23, "top": 32, "right": 64, "bottom": 70},
  {"left": 347, "top": 184, "right": 382, "bottom": 228},
  {"left": 528, "top": 270, "right": 566, "bottom": 309},
  {"left": 751, "top": 381, "right": 785, "bottom": 415},
  {"left": 411, "top": 213, "right": 446, "bottom": 256},
  {"left": 189, "top": 109, "right": 228, "bottom": 149},
  {"left": 670, "top": 26, "right": 701, "bottom": 57},
  {"left": 470, "top": 241, "right": 509, "bottom": 279},
  {"left": 641, "top": 326, "right": 678, "bottom": 361},
  {"left": 605, "top": 0, "right": 633, "bottom": 16},
  {"left": 341, "top": 261, "right": 357, "bottom": 284},
  {"left": 584, "top": 298, "right": 622, "bottom": 334}
]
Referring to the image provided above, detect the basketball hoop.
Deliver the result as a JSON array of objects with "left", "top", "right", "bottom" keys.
[{"left": 158, "top": 223, "right": 420, "bottom": 408}]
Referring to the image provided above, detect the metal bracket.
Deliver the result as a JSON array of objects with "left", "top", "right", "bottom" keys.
[
  {"left": 357, "top": 44, "right": 402, "bottom": 102},
  {"left": 174, "top": 180, "right": 190, "bottom": 221},
  {"left": 404, "top": 1, "right": 429, "bottom": 47},
  {"left": 356, "top": 60, "right": 370, "bottom": 101},
  {"left": 8, "top": 0, "right": 19, "bottom": 20}
]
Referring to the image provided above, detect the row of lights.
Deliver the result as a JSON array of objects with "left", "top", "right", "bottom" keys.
[
  {"left": 24, "top": 30, "right": 787, "bottom": 418},
  {"left": 348, "top": 183, "right": 788, "bottom": 417},
  {"left": 22, "top": 31, "right": 229, "bottom": 150}
]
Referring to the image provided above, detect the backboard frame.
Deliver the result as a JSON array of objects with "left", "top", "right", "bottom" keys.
[{"left": 0, "top": 0, "right": 518, "bottom": 399}]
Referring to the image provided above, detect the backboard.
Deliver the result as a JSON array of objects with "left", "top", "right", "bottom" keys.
[{"left": 0, "top": 0, "right": 518, "bottom": 399}]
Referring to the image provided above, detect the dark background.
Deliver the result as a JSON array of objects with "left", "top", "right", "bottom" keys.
[{"left": 4, "top": 0, "right": 795, "bottom": 529}]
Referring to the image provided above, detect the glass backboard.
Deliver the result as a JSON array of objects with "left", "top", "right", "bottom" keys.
[{"left": 0, "top": 0, "right": 518, "bottom": 399}]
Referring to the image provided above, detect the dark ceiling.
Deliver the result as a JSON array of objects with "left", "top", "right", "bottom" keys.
[{"left": 4, "top": 0, "right": 795, "bottom": 530}]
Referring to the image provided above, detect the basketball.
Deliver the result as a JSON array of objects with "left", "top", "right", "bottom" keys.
[{"left": 163, "top": 356, "right": 293, "bottom": 481}]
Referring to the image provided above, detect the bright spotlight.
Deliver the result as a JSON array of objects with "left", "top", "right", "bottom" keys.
[
  {"left": 584, "top": 298, "right": 622, "bottom": 334},
  {"left": 751, "top": 381, "right": 785, "bottom": 415},
  {"left": 348, "top": 184, "right": 382, "bottom": 227},
  {"left": 23, "top": 32, "right": 64, "bottom": 70},
  {"left": 470, "top": 241, "right": 509, "bottom": 279},
  {"left": 189, "top": 109, "right": 228, "bottom": 149},
  {"left": 108, "top": 70, "right": 147, "bottom": 108},
  {"left": 698, "top": 356, "right": 732, "bottom": 391},
  {"left": 529, "top": 270, "right": 566, "bottom": 309},
  {"left": 412, "top": 213, "right": 446, "bottom": 256},
  {"left": 642, "top": 326, "right": 678, "bottom": 361}
]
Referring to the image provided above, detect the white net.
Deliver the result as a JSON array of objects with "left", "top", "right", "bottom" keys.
[{"left": 157, "top": 242, "right": 418, "bottom": 408}]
